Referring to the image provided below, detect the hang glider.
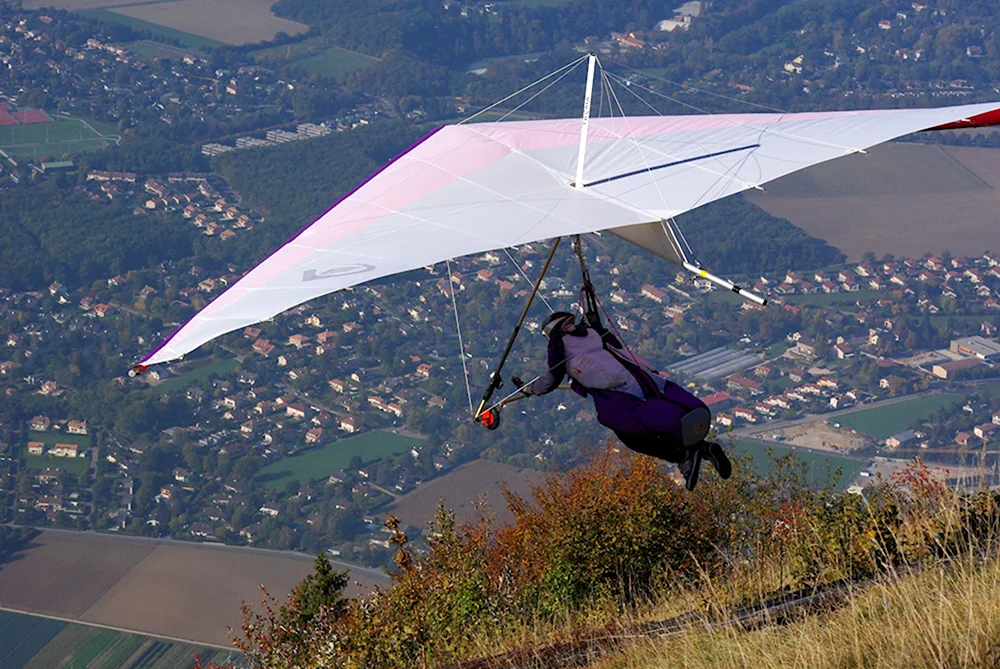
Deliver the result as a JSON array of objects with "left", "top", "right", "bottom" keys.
[{"left": 134, "top": 55, "right": 1000, "bottom": 373}]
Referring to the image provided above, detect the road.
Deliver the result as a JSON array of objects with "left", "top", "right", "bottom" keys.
[{"left": 0, "top": 604, "right": 235, "bottom": 652}]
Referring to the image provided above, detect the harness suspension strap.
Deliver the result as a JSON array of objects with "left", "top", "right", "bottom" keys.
[
  {"left": 473, "top": 237, "right": 562, "bottom": 422},
  {"left": 572, "top": 235, "right": 602, "bottom": 330}
]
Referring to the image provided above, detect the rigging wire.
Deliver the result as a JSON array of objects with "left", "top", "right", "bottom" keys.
[
  {"left": 503, "top": 248, "right": 555, "bottom": 313},
  {"left": 459, "top": 54, "right": 590, "bottom": 125},
  {"left": 495, "top": 62, "right": 585, "bottom": 122},
  {"left": 615, "top": 61, "right": 789, "bottom": 114},
  {"left": 445, "top": 257, "right": 474, "bottom": 413}
]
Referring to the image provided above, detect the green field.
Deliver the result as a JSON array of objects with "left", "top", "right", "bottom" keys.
[
  {"left": 0, "top": 610, "right": 66, "bottom": 669},
  {"left": 252, "top": 39, "right": 379, "bottom": 79},
  {"left": 0, "top": 119, "right": 115, "bottom": 161},
  {"left": 296, "top": 47, "right": 380, "bottom": 78},
  {"left": 153, "top": 358, "right": 240, "bottom": 393},
  {"left": 24, "top": 453, "right": 90, "bottom": 474},
  {"left": 833, "top": 393, "right": 963, "bottom": 440},
  {"left": 78, "top": 10, "right": 223, "bottom": 50},
  {"left": 14, "top": 616, "right": 236, "bottom": 669},
  {"left": 28, "top": 431, "right": 90, "bottom": 447},
  {"left": 256, "top": 429, "right": 425, "bottom": 489},
  {"left": 127, "top": 41, "right": 197, "bottom": 64},
  {"left": 730, "top": 437, "right": 866, "bottom": 489}
]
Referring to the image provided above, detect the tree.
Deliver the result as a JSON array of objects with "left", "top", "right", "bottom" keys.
[{"left": 287, "top": 553, "right": 349, "bottom": 624}]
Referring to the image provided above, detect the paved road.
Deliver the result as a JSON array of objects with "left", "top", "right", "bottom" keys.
[{"left": 0, "top": 604, "right": 235, "bottom": 652}]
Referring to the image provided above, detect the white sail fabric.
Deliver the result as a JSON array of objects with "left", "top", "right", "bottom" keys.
[{"left": 141, "top": 101, "right": 1000, "bottom": 366}]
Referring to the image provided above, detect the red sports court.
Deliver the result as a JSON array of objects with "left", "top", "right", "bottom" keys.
[
  {"left": 11, "top": 110, "right": 52, "bottom": 124},
  {"left": 0, "top": 112, "right": 16, "bottom": 126}
]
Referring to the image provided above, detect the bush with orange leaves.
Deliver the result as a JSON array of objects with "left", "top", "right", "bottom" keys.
[{"left": 197, "top": 449, "right": 1000, "bottom": 669}]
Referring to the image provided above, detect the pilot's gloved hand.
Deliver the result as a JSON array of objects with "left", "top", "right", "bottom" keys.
[{"left": 511, "top": 376, "right": 530, "bottom": 394}]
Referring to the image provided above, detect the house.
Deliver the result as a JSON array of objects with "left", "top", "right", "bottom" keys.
[
  {"left": 259, "top": 504, "right": 280, "bottom": 517},
  {"left": 733, "top": 407, "right": 757, "bottom": 422},
  {"left": 340, "top": 416, "right": 359, "bottom": 433},
  {"left": 329, "top": 378, "right": 347, "bottom": 393},
  {"left": 30, "top": 416, "right": 52, "bottom": 431},
  {"left": 640, "top": 284, "right": 667, "bottom": 303},
  {"left": 190, "top": 523, "right": 214, "bottom": 538},
  {"left": 416, "top": 363, "right": 432, "bottom": 379},
  {"left": 50, "top": 443, "right": 80, "bottom": 458},
  {"left": 173, "top": 467, "right": 192, "bottom": 483},
  {"left": 974, "top": 423, "right": 997, "bottom": 441},
  {"left": 727, "top": 375, "right": 764, "bottom": 394},
  {"left": 27, "top": 442, "right": 45, "bottom": 455},
  {"left": 834, "top": 342, "right": 854, "bottom": 359},
  {"left": 66, "top": 420, "right": 88, "bottom": 435},
  {"left": 886, "top": 430, "right": 918, "bottom": 449},
  {"left": 305, "top": 427, "right": 323, "bottom": 444},
  {"left": 252, "top": 338, "right": 275, "bottom": 357},
  {"left": 701, "top": 392, "right": 733, "bottom": 411},
  {"left": 286, "top": 403, "right": 308, "bottom": 419}
]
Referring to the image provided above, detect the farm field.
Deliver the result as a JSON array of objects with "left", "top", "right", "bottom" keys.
[
  {"left": 2, "top": 612, "right": 239, "bottom": 669},
  {"left": 23, "top": 454, "right": 90, "bottom": 475},
  {"left": 103, "top": 0, "right": 308, "bottom": 46},
  {"left": 730, "top": 437, "right": 866, "bottom": 489},
  {"left": 79, "top": 542, "right": 383, "bottom": 645},
  {"left": 0, "top": 610, "right": 66, "bottom": 669},
  {"left": 255, "top": 429, "right": 425, "bottom": 490},
  {"left": 24, "top": 0, "right": 140, "bottom": 8},
  {"left": 77, "top": 9, "right": 223, "bottom": 50},
  {"left": 747, "top": 144, "right": 1000, "bottom": 261},
  {"left": 0, "top": 530, "right": 387, "bottom": 647},
  {"left": 833, "top": 393, "right": 963, "bottom": 440},
  {"left": 0, "top": 532, "right": 155, "bottom": 619},
  {"left": 385, "top": 459, "right": 544, "bottom": 529},
  {"left": 0, "top": 119, "right": 114, "bottom": 161}
]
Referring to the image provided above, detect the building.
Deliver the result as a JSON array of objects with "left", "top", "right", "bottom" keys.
[
  {"left": 50, "top": 443, "right": 80, "bottom": 458},
  {"left": 950, "top": 336, "right": 1000, "bottom": 362},
  {"left": 886, "top": 430, "right": 918, "bottom": 449},
  {"left": 932, "top": 358, "right": 983, "bottom": 380}
]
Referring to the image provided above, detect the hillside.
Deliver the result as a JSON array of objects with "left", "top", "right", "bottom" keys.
[{"left": 197, "top": 447, "right": 1000, "bottom": 669}]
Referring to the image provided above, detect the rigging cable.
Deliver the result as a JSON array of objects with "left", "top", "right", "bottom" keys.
[
  {"left": 503, "top": 247, "right": 555, "bottom": 313},
  {"left": 445, "top": 257, "right": 474, "bottom": 413},
  {"left": 459, "top": 54, "right": 590, "bottom": 125}
]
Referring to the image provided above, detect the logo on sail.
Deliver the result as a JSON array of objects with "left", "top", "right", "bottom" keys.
[{"left": 302, "top": 264, "right": 376, "bottom": 282}]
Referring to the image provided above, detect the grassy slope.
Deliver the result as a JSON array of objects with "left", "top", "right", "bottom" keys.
[{"left": 595, "top": 555, "right": 1000, "bottom": 669}]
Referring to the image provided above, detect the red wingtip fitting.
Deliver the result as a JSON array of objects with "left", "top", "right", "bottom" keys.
[
  {"left": 480, "top": 408, "right": 501, "bottom": 430},
  {"left": 128, "top": 364, "right": 148, "bottom": 378}
]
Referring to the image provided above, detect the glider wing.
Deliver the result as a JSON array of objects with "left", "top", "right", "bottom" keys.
[{"left": 140, "top": 101, "right": 1000, "bottom": 367}]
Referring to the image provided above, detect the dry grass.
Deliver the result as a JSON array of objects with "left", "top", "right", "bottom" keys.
[{"left": 593, "top": 555, "right": 1000, "bottom": 669}]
